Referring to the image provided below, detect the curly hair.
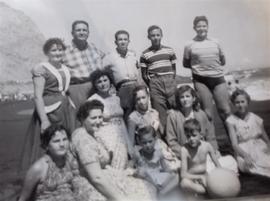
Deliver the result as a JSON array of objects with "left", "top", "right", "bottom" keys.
[
  {"left": 43, "top": 38, "right": 66, "bottom": 55},
  {"left": 41, "top": 124, "right": 69, "bottom": 149},
  {"left": 175, "top": 85, "right": 200, "bottom": 111},
  {"left": 77, "top": 99, "right": 104, "bottom": 123},
  {"left": 89, "top": 69, "right": 114, "bottom": 92},
  {"left": 230, "top": 89, "right": 251, "bottom": 104}
]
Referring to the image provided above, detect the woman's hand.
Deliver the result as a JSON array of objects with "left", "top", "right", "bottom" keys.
[{"left": 41, "top": 120, "right": 51, "bottom": 133}]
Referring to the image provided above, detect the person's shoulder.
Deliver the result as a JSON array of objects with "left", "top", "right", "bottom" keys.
[
  {"left": 167, "top": 109, "right": 182, "bottom": 118},
  {"left": 207, "top": 37, "right": 220, "bottom": 45},
  {"left": 88, "top": 93, "right": 101, "bottom": 100},
  {"left": 226, "top": 114, "right": 237, "bottom": 124},
  {"left": 31, "top": 62, "right": 47, "bottom": 76},
  {"left": 184, "top": 40, "right": 195, "bottom": 47},
  {"left": 142, "top": 47, "right": 152, "bottom": 54},
  {"left": 28, "top": 155, "right": 48, "bottom": 177},
  {"left": 161, "top": 45, "right": 173, "bottom": 50},
  {"left": 249, "top": 112, "right": 263, "bottom": 123},
  {"left": 128, "top": 49, "right": 137, "bottom": 56},
  {"left": 128, "top": 110, "right": 140, "bottom": 121},
  {"left": 72, "top": 127, "right": 88, "bottom": 141},
  {"left": 200, "top": 140, "right": 212, "bottom": 150}
]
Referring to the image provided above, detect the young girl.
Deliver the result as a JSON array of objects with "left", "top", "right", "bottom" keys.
[
  {"left": 166, "top": 85, "right": 238, "bottom": 173},
  {"left": 134, "top": 126, "right": 180, "bottom": 195},
  {"left": 127, "top": 85, "right": 163, "bottom": 149},
  {"left": 226, "top": 89, "right": 270, "bottom": 177},
  {"left": 181, "top": 119, "right": 221, "bottom": 194}
]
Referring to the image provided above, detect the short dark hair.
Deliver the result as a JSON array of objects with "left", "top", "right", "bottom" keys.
[
  {"left": 184, "top": 119, "right": 201, "bottom": 134},
  {"left": 43, "top": 38, "right": 66, "bottom": 55},
  {"left": 72, "top": 20, "right": 89, "bottom": 31},
  {"left": 133, "top": 84, "right": 149, "bottom": 103},
  {"left": 41, "top": 124, "right": 69, "bottom": 149},
  {"left": 147, "top": 25, "right": 162, "bottom": 36},
  {"left": 193, "top": 16, "right": 208, "bottom": 27},
  {"left": 90, "top": 69, "right": 114, "bottom": 91},
  {"left": 175, "top": 85, "right": 200, "bottom": 111},
  {"left": 77, "top": 100, "right": 104, "bottom": 123},
  {"left": 137, "top": 125, "right": 156, "bottom": 142},
  {"left": 115, "top": 30, "right": 130, "bottom": 41},
  {"left": 230, "top": 89, "right": 251, "bottom": 104}
]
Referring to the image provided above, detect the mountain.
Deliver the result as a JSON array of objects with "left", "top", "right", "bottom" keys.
[{"left": 0, "top": 2, "right": 45, "bottom": 84}]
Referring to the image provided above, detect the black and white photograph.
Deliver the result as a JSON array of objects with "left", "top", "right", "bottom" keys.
[{"left": 0, "top": 0, "right": 270, "bottom": 201}]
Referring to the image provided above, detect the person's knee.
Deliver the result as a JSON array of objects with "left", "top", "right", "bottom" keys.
[
  {"left": 180, "top": 178, "right": 191, "bottom": 190},
  {"left": 217, "top": 105, "right": 231, "bottom": 120}
]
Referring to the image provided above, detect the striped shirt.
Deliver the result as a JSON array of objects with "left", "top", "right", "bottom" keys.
[
  {"left": 183, "top": 38, "right": 225, "bottom": 77},
  {"left": 140, "top": 45, "right": 176, "bottom": 76},
  {"left": 63, "top": 42, "right": 105, "bottom": 81}
]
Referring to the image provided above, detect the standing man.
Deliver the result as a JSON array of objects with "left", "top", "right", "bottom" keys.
[
  {"left": 104, "top": 30, "right": 143, "bottom": 120},
  {"left": 140, "top": 25, "right": 177, "bottom": 131},
  {"left": 63, "top": 20, "right": 105, "bottom": 109}
]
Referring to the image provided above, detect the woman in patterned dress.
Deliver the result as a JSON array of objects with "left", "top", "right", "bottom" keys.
[
  {"left": 71, "top": 100, "right": 157, "bottom": 201},
  {"left": 226, "top": 89, "right": 270, "bottom": 177},
  {"left": 19, "top": 125, "right": 76, "bottom": 201},
  {"left": 87, "top": 69, "right": 129, "bottom": 169}
]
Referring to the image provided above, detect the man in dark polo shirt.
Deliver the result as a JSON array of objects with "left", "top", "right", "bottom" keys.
[
  {"left": 63, "top": 20, "right": 105, "bottom": 109},
  {"left": 140, "top": 25, "right": 177, "bottom": 131}
]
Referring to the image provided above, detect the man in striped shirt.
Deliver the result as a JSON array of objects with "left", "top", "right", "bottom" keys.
[{"left": 140, "top": 25, "right": 177, "bottom": 133}]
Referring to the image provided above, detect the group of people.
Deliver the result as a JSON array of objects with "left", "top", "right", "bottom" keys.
[{"left": 18, "top": 15, "right": 270, "bottom": 201}]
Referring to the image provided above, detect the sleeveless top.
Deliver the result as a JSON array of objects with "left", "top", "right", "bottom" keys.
[{"left": 35, "top": 155, "right": 76, "bottom": 201}]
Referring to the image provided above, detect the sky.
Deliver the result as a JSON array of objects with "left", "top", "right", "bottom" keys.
[{"left": 2, "top": 0, "right": 270, "bottom": 76}]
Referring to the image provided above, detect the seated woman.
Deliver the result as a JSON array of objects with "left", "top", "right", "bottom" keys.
[
  {"left": 166, "top": 85, "right": 237, "bottom": 173},
  {"left": 71, "top": 100, "right": 157, "bottom": 201},
  {"left": 87, "top": 69, "right": 128, "bottom": 169},
  {"left": 226, "top": 89, "right": 270, "bottom": 177},
  {"left": 127, "top": 85, "right": 163, "bottom": 156},
  {"left": 20, "top": 38, "right": 76, "bottom": 173},
  {"left": 18, "top": 124, "right": 76, "bottom": 201},
  {"left": 133, "top": 126, "right": 180, "bottom": 195}
]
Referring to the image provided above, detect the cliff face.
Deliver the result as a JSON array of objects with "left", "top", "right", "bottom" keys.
[{"left": 0, "top": 2, "right": 45, "bottom": 83}]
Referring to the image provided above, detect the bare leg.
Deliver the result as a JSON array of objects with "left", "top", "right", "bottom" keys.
[
  {"left": 159, "top": 173, "right": 179, "bottom": 195},
  {"left": 180, "top": 178, "right": 206, "bottom": 195}
]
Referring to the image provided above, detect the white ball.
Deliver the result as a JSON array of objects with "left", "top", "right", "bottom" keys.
[{"left": 206, "top": 168, "right": 241, "bottom": 198}]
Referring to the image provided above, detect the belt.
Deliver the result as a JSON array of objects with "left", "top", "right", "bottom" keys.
[
  {"left": 149, "top": 73, "right": 174, "bottom": 78},
  {"left": 116, "top": 79, "right": 137, "bottom": 90},
  {"left": 70, "top": 77, "right": 90, "bottom": 85}
]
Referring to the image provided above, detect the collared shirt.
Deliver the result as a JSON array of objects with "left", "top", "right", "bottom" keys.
[
  {"left": 103, "top": 49, "right": 139, "bottom": 84},
  {"left": 63, "top": 42, "right": 105, "bottom": 80},
  {"left": 140, "top": 45, "right": 177, "bottom": 76}
]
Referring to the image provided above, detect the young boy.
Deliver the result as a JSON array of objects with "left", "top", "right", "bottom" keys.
[
  {"left": 180, "top": 119, "right": 221, "bottom": 195},
  {"left": 134, "top": 126, "right": 180, "bottom": 195},
  {"left": 140, "top": 25, "right": 177, "bottom": 129}
]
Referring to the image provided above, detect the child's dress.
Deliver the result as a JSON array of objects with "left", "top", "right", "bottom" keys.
[
  {"left": 226, "top": 112, "right": 270, "bottom": 177},
  {"left": 135, "top": 139, "right": 180, "bottom": 190}
]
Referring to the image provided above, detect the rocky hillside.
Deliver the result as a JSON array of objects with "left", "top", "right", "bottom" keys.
[{"left": 0, "top": 2, "right": 45, "bottom": 87}]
